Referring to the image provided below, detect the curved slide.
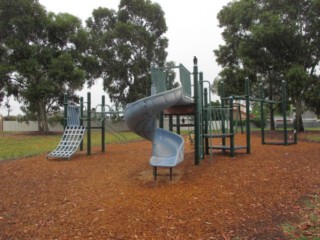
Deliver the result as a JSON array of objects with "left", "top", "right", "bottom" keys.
[{"left": 124, "top": 86, "right": 193, "bottom": 171}]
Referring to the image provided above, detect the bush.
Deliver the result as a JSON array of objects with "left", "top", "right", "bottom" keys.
[
  {"left": 48, "top": 115, "right": 64, "bottom": 127},
  {"left": 250, "top": 117, "right": 266, "bottom": 128},
  {"left": 3, "top": 115, "right": 17, "bottom": 121},
  {"left": 233, "top": 119, "right": 246, "bottom": 127}
]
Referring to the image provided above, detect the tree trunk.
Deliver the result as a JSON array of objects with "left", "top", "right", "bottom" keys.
[
  {"left": 38, "top": 101, "right": 49, "bottom": 132},
  {"left": 268, "top": 80, "right": 275, "bottom": 130},
  {"left": 37, "top": 115, "right": 42, "bottom": 132},
  {"left": 269, "top": 105, "right": 275, "bottom": 130},
  {"left": 295, "top": 99, "right": 304, "bottom": 132}
]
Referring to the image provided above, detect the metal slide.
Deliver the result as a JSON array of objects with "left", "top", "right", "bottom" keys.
[
  {"left": 47, "top": 105, "right": 85, "bottom": 160},
  {"left": 47, "top": 125, "right": 86, "bottom": 159},
  {"left": 124, "top": 86, "right": 193, "bottom": 168}
]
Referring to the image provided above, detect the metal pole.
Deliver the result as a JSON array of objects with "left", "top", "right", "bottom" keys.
[
  {"left": 193, "top": 61, "right": 200, "bottom": 165},
  {"left": 260, "top": 83, "right": 265, "bottom": 144},
  {"left": 63, "top": 93, "right": 68, "bottom": 129},
  {"left": 245, "top": 77, "right": 251, "bottom": 154},
  {"left": 176, "top": 115, "right": 180, "bottom": 134},
  {"left": 199, "top": 72, "right": 204, "bottom": 159},
  {"left": 221, "top": 81, "right": 226, "bottom": 148},
  {"left": 159, "top": 111, "right": 164, "bottom": 129},
  {"left": 87, "top": 92, "right": 91, "bottom": 156},
  {"left": 80, "top": 97, "right": 84, "bottom": 151},
  {"left": 169, "top": 115, "right": 173, "bottom": 132},
  {"left": 229, "top": 96, "right": 235, "bottom": 157},
  {"left": 281, "top": 80, "right": 288, "bottom": 145},
  {"left": 204, "top": 88, "right": 209, "bottom": 155},
  {"left": 102, "top": 95, "right": 105, "bottom": 152}
]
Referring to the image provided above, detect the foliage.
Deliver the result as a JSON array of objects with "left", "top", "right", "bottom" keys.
[
  {"left": 86, "top": 0, "right": 168, "bottom": 107},
  {"left": 0, "top": 0, "right": 94, "bottom": 132},
  {"left": 3, "top": 116, "right": 17, "bottom": 121},
  {"left": 210, "top": 100, "right": 221, "bottom": 107},
  {"left": 304, "top": 81, "right": 320, "bottom": 116},
  {"left": 250, "top": 117, "right": 266, "bottom": 128},
  {"left": 251, "top": 101, "right": 268, "bottom": 128},
  {"left": 48, "top": 114, "right": 64, "bottom": 127},
  {"left": 214, "top": 0, "right": 320, "bottom": 132},
  {"left": 164, "top": 61, "right": 179, "bottom": 90},
  {"left": 233, "top": 119, "right": 246, "bottom": 127}
]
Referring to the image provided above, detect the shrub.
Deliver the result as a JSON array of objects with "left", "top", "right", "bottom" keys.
[{"left": 250, "top": 117, "right": 266, "bottom": 128}]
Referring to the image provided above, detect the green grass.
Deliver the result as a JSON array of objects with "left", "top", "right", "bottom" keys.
[
  {"left": 0, "top": 131, "right": 141, "bottom": 161},
  {"left": 305, "top": 136, "right": 320, "bottom": 141},
  {"left": 301, "top": 129, "right": 320, "bottom": 142}
]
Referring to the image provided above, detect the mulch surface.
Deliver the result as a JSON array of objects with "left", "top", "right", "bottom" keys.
[{"left": 0, "top": 132, "right": 320, "bottom": 239}]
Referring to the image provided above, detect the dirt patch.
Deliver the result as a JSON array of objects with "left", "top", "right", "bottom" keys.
[{"left": 0, "top": 133, "right": 320, "bottom": 239}]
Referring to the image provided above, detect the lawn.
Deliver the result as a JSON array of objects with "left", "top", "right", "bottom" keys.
[{"left": 0, "top": 131, "right": 141, "bottom": 161}]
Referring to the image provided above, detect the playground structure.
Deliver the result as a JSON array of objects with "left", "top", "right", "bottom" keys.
[
  {"left": 48, "top": 57, "right": 296, "bottom": 174},
  {"left": 259, "top": 80, "right": 298, "bottom": 145},
  {"left": 47, "top": 93, "right": 125, "bottom": 159},
  {"left": 219, "top": 78, "right": 298, "bottom": 147},
  {"left": 124, "top": 58, "right": 297, "bottom": 179},
  {"left": 124, "top": 76, "right": 193, "bottom": 180},
  {"left": 124, "top": 60, "right": 244, "bottom": 179}
]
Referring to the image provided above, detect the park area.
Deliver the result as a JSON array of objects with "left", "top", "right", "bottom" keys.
[{"left": 0, "top": 130, "right": 320, "bottom": 239}]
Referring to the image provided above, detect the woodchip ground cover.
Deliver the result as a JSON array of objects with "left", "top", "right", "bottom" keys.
[{"left": 0, "top": 131, "right": 319, "bottom": 239}]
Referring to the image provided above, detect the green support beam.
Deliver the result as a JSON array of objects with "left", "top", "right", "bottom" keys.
[
  {"left": 193, "top": 63, "right": 200, "bottom": 165},
  {"left": 87, "top": 92, "right": 91, "bottom": 156},
  {"left": 260, "top": 83, "right": 265, "bottom": 145},
  {"left": 281, "top": 80, "right": 288, "bottom": 145},
  {"left": 245, "top": 78, "right": 251, "bottom": 154},
  {"left": 63, "top": 93, "right": 68, "bottom": 129},
  {"left": 102, "top": 95, "right": 106, "bottom": 152},
  {"left": 80, "top": 97, "right": 84, "bottom": 151}
]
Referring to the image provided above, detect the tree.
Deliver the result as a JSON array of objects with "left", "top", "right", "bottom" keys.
[
  {"left": 163, "top": 61, "right": 179, "bottom": 90},
  {"left": 4, "top": 97, "right": 11, "bottom": 116},
  {"left": 214, "top": 0, "right": 320, "bottom": 131},
  {"left": 86, "top": 0, "right": 168, "bottom": 107},
  {"left": 0, "top": 0, "right": 92, "bottom": 131}
]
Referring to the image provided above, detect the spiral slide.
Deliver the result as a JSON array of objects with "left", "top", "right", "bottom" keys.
[{"left": 124, "top": 86, "right": 193, "bottom": 177}]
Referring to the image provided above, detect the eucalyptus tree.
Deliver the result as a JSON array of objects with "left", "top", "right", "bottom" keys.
[
  {"left": 0, "top": 0, "right": 92, "bottom": 131},
  {"left": 214, "top": 0, "right": 320, "bottom": 131},
  {"left": 87, "top": 0, "right": 168, "bottom": 107}
]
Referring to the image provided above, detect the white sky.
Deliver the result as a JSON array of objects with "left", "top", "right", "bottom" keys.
[{"left": 1, "top": 0, "right": 231, "bottom": 116}]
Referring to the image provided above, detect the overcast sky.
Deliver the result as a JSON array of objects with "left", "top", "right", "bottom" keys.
[{"left": 1, "top": 0, "right": 231, "bottom": 116}]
